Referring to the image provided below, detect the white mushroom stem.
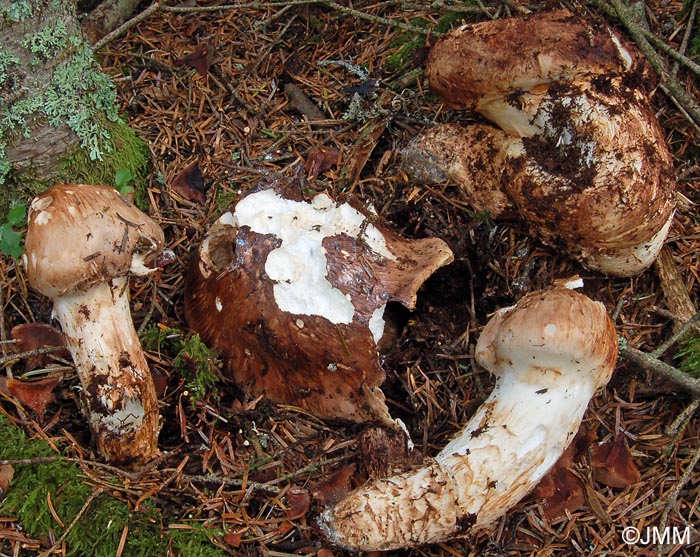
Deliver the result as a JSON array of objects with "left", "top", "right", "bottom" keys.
[
  {"left": 319, "top": 286, "right": 617, "bottom": 551},
  {"left": 52, "top": 277, "right": 159, "bottom": 464}
]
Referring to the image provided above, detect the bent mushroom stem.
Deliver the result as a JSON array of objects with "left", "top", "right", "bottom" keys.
[
  {"left": 53, "top": 277, "right": 159, "bottom": 465},
  {"left": 319, "top": 284, "right": 618, "bottom": 551}
]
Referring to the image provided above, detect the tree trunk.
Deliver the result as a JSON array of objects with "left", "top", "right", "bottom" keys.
[{"left": 0, "top": 0, "right": 149, "bottom": 216}]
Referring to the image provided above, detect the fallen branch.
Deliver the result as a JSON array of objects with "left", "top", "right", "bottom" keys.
[{"left": 620, "top": 344, "right": 700, "bottom": 398}]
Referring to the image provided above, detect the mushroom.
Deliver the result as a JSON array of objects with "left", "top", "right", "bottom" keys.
[
  {"left": 184, "top": 186, "right": 453, "bottom": 425},
  {"left": 23, "top": 184, "right": 165, "bottom": 466},
  {"left": 318, "top": 281, "right": 618, "bottom": 551},
  {"left": 401, "top": 9, "right": 676, "bottom": 276}
]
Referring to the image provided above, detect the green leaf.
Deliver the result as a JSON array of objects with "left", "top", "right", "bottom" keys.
[
  {"left": 0, "top": 222, "right": 24, "bottom": 258},
  {"left": 115, "top": 168, "right": 132, "bottom": 188},
  {"left": 115, "top": 169, "right": 133, "bottom": 196},
  {"left": 7, "top": 204, "right": 26, "bottom": 227}
]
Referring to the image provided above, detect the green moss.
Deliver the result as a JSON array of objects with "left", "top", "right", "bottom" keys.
[
  {"left": 0, "top": 414, "right": 165, "bottom": 557},
  {"left": 169, "top": 525, "right": 228, "bottom": 557},
  {"left": 675, "top": 333, "right": 700, "bottom": 377},
  {"left": 0, "top": 414, "right": 233, "bottom": 556},
  {"left": 59, "top": 120, "right": 152, "bottom": 208},
  {"left": 141, "top": 325, "right": 222, "bottom": 404},
  {"left": 385, "top": 10, "right": 473, "bottom": 71}
]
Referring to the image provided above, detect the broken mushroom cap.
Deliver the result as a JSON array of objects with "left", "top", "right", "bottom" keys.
[
  {"left": 23, "top": 184, "right": 164, "bottom": 466},
  {"left": 319, "top": 282, "right": 617, "bottom": 551},
  {"left": 426, "top": 9, "right": 642, "bottom": 136},
  {"left": 185, "top": 187, "right": 453, "bottom": 425}
]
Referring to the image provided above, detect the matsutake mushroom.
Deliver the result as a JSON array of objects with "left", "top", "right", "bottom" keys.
[
  {"left": 401, "top": 9, "right": 676, "bottom": 276},
  {"left": 318, "top": 281, "right": 618, "bottom": 551},
  {"left": 23, "top": 184, "right": 165, "bottom": 466},
  {"left": 184, "top": 187, "right": 453, "bottom": 425}
]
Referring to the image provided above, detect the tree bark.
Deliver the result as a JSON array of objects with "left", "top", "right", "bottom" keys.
[
  {"left": 0, "top": 0, "right": 148, "bottom": 216},
  {"left": 1, "top": 1, "right": 83, "bottom": 178}
]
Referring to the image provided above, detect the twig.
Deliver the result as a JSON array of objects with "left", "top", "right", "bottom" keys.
[
  {"left": 0, "top": 345, "right": 68, "bottom": 366},
  {"left": 651, "top": 311, "right": 700, "bottom": 359},
  {"left": 322, "top": 1, "right": 436, "bottom": 35},
  {"left": 657, "top": 441, "right": 700, "bottom": 543},
  {"left": 672, "top": 0, "right": 698, "bottom": 77},
  {"left": 644, "top": 31, "right": 700, "bottom": 80},
  {"left": 0, "top": 456, "right": 140, "bottom": 481},
  {"left": 620, "top": 345, "right": 700, "bottom": 398},
  {"left": 164, "top": 0, "right": 434, "bottom": 35},
  {"left": 182, "top": 473, "right": 281, "bottom": 494},
  {"left": 92, "top": 1, "right": 162, "bottom": 51},
  {"left": 37, "top": 488, "right": 105, "bottom": 557}
]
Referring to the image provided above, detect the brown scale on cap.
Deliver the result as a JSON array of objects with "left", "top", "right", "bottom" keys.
[
  {"left": 185, "top": 186, "right": 453, "bottom": 425},
  {"left": 426, "top": 10, "right": 645, "bottom": 123}
]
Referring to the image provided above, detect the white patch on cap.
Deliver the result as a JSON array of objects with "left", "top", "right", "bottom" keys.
[
  {"left": 234, "top": 189, "right": 395, "bottom": 325},
  {"left": 215, "top": 297, "right": 223, "bottom": 312},
  {"left": 608, "top": 30, "right": 633, "bottom": 71}
]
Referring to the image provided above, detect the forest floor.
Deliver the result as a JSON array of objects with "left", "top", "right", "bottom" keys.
[{"left": 1, "top": 1, "right": 700, "bottom": 556}]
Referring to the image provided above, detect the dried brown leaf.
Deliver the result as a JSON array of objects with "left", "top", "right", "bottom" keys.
[
  {"left": 285, "top": 486, "right": 311, "bottom": 520},
  {"left": 223, "top": 531, "right": 243, "bottom": 548},
  {"left": 6, "top": 376, "right": 61, "bottom": 417},
  {"left": 314, "top": 464, "right": 356, "bottom": 506},
  {"left": 171, "top": 162, "right": 206, "bottom": 204},
  {"left": 0, "top": 464, "right": 14, "bottom": 495},
  {"left": 305, "top": 146, "right": 340, "bottom": 181},
  {"left": 591, "top": 433, "right": 641, "bottom": 488},
  {"left": 11, "top": 323, "right": 69, "bottom": 371},
  {"left": 534, "top": 467, "right": 586, "bottom": 520},
  {"left": 175, "top": 43, "right": 213, "bottom": 76}
]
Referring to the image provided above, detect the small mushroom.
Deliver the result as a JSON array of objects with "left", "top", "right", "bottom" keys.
[
  {"left": 23, "top": 184, "right": 165, "bottom": 466},
  {"left": 184, "top": 187, "right": 453, "bottom": 425},
  {"left": 402, "top": 9, "right": 676, "bottom": 276},
  {"left": 318, "top": 281, "right": 617, "bottom": 551}
]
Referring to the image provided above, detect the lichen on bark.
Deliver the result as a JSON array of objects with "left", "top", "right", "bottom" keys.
[{"left": 0, "top": 0, "right": 150, "bottom": 218}]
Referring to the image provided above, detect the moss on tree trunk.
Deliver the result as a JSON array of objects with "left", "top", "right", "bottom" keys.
[{"left": 0, "top": 0, "right": 150, "bottom": 219}]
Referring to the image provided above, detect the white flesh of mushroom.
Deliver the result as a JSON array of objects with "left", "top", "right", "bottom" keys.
[{"left": 216, "top": 189, "right": 397, "bottom": 344}]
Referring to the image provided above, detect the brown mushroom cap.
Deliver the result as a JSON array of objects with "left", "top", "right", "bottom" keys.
[
  {"left": 427, "top": 9, "right": 639, "bottom": 117},
  {"left": 185, "top": 187, "right": 453, "bottom": 424},
  {"left": 24, "top": 184, "right": 165, "bottom": 298}
]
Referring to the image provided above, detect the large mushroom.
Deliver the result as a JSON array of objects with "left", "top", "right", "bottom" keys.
[
  {"left": 184, "top": 186, "right": 453, "bottom": 425},
  {"left": 319, "top": 281, "right": 618, "bottom": 550},
  {"left": 402, "top": 9, "right": 676, "bottom": 276},
  {"left": 23, "top": 184, "right": 165, "bottom": 466}
]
